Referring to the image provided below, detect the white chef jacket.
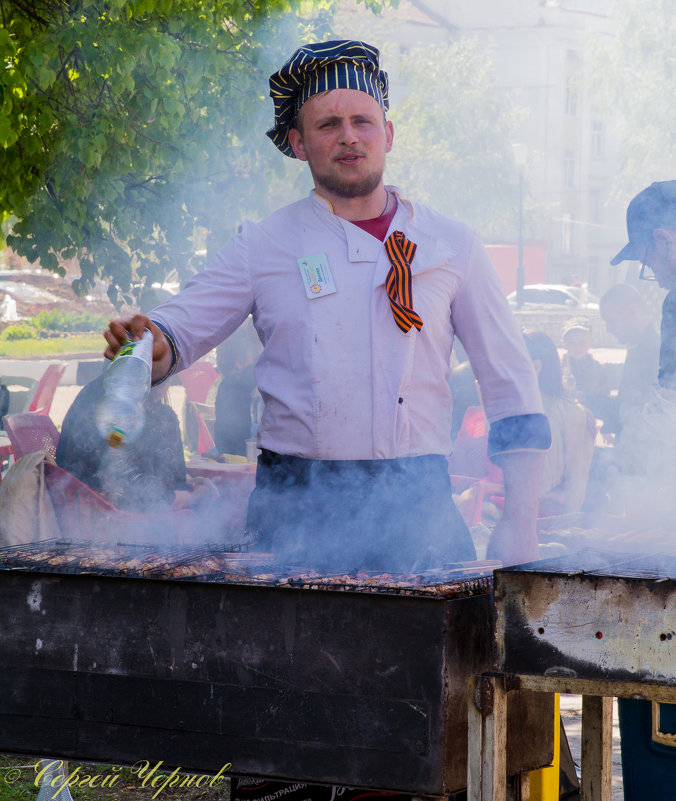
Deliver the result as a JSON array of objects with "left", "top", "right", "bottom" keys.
[{"left": 151, "top": 187, "right": 546, "bottom": 461}]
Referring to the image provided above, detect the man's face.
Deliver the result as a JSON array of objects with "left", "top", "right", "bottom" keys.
[
  {"left": 562, "top": 328, "right": 592, "bottom": 359},
  {"left": 601, "top": 304, "right": 635, "bottom": 345},
  {"left": 643, "top": 228, "right": 676, "bottom": 290},
  {"left": 288, "top": 89, "right": 394, "bottom": 201}
]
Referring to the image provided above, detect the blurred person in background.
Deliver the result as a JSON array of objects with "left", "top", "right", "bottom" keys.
[
  {"left": 56, "top": 288, "right": 191, "bottom": 511},
  {"left": 606, "top": 180, "right": 676, "bottom": 801},
  {"left": 607, "top": 180, "right": 676, "bottom": 485},
  {"left": 213, "top": 317, "right": 261, "bottom": 457},
  {"left": 57, "top": 289, "right": 218, "bottom": 516},
  {"left": 54, "top": 370, "right": 221, "bottom": 541},
  {"left": 55, "top": 375, "right": 189, "bottom": 512},
  {"left": 610, "top": 180, "right": 676, "bottom": 393},
  {"left": 560, "top": 316, "right": 611, "bottom": 423},
  {"left": 448, "top": 340, "right": 480, "bottom": 442},
  {"left": 103, "top": 39, "right": 551, "bottom": 572},
  {"left": 582, "top": 283, "right": 659, "bottom": 511},
  {"left": 523, "top": 331, "right": 596, "bottom": 516},
  {"left": 598, "top": 283, "right": 659, "bottom": 441}
]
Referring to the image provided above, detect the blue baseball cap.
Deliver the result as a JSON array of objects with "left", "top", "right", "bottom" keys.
[{"left": 611, "top": 180, "right": 676, "bottom": 265}]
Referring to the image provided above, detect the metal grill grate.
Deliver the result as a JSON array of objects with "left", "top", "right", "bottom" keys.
[{"left": 0, "top": 539, "right": 496, "bottom": 597}]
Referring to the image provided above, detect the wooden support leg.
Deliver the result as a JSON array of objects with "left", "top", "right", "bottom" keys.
[
  {"left": 467, "top": 675, "right": 508, "bottom": 801},
  {"left": 515, "top": 771, "right": 530, "bottom": 801},
  {"left": 528, "top": 692, "right": 560, "bottom": 801},
  {"left": 581, "top": 695, "right": 613, "bottom": 801}
]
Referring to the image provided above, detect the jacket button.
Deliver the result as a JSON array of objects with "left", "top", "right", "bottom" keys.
[{"left": 398, "top": 397, "right": 404, "bottom": 404}]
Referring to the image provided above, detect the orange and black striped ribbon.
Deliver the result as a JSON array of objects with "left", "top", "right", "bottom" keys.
[{"left": 384, "top": 231, "right": 424, "bottom": 333}]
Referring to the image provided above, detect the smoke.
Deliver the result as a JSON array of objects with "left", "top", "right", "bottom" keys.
[
  {"left": 245, "top": 454, "right": 476, "bottom": 573},
  {"left": 536, "top": 373, "right": 676, "bottom": 562},
  {"left": 17, "top": 3, "right": 674, "bottom": 574},
  {"left": 594, "top": 381, "right": 676, "bottom": 556}
]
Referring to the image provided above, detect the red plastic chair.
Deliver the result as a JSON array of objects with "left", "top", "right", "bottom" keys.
[
  {"left": 2, "top": 413, "right": 60, "bottom": 460},
  {"left": 448, "top": 406, "right": 564, "bottom": 524},
  {"left": 447, "top": 406, "right": 490, "bottom": 485},
  {"left": 188, "top": 400, "right": 216, "bottom": 454},
  {"left": 0, "top": 436, "right": 13, "bottom": 482},
  {"left": 42, "top": 462, "right": 198, "bottom": 543},
  {"left": 178, "top": 361, "right": 219, "bottom": 403},
  {"left": 27, "top": 363, "right": 67, "bottom": 415}
]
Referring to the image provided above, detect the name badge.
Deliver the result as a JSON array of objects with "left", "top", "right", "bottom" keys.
[{"left": 298, "top": 253, "right": 337, "bottom": 299}]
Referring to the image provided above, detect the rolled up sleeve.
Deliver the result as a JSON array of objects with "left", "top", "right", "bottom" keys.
[{"left": 487, "top": 413, "right": 552, "bottom": 460}]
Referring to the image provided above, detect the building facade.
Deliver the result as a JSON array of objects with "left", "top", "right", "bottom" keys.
[{"left": 335, "top": 0, "right": 627, "bottom": 294}]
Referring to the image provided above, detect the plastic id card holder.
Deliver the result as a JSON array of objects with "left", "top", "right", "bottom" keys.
[{"left": 297, "top": 253, "right": 337, "bottom": 299}]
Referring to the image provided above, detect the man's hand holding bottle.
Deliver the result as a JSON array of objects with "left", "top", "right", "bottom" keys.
[{"left": 104, "top": 314, "right": 173, "bottom": 384}]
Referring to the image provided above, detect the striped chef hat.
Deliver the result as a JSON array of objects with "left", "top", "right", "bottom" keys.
[{"left": 266, "top": 40, "right": 389, "bottom": 158}]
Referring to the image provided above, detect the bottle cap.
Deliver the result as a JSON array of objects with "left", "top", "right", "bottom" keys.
[{"left": 107, "top": 430, "right": 125, "bottom": 448}]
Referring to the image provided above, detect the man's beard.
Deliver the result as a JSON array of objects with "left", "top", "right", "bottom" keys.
[{"left": 311, "top": 165, "right": 384, "bottom": 199}]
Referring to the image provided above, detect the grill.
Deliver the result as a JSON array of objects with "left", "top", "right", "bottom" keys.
[
  {"left": 0, "top": 539, "right": 495, "bottom": 596},
  {"left": 494, "top": 548, "right": 676, "bottom": 683},
  {"left": 466, "top": 549, "right": 676, "bottom": 801},
  {"left": 0, "top": 540, "right": 553, "bottom": 796},
  {"left": 0, "top": 539, "right": 268, "bottom": 580}
]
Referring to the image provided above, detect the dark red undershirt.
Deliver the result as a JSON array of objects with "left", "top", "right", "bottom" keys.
[{"left": 351, "top": 200, "right": 397, "bottom": 242}]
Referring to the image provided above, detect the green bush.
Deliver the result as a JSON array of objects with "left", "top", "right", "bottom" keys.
[
  {"left": 0, "top": 333, "right": 103, "bottom": 357},
  {"left": 0, "top": 325, "right": 36, "bottom": 340},
  {"left": 30, "top": 309, "right": 109, "bottom": 332}
]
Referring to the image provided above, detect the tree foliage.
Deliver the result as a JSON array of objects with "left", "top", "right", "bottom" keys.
[
  {"left": 386, "top": 39, "right": 528, "bottom": 241},
  {"left": 593, "top": 0, "right": 676, "bottom": 194},
  {"left": 0, "top": 0, "right": 389, "bottom": 304}
]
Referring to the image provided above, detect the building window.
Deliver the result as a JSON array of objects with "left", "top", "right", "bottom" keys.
[
  {"left": 564, "top": 150, "right": 576, "bottom": 189},
  {"left": 562, "top": 213, "right": 573, "bottom": 254},
  {"left": 565, "top": 74, "right": 579, "bottom": 116},
  {"left": 588, "top": 256, "right": 599, "bottom": 291},
  {"left": 589, "top": 191, "right": 601, "bottom": 224},
  {"left": 591, "top": 121, "right": 605, "bottom": 158}
]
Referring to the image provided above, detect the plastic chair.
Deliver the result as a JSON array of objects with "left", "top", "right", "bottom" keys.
[
  {"left": 27, "top": 362, "right": 67, "bottom": 415},
  {"left": 448, "top": 406, "right": 565, "bottom": 524},
  {"left": 178, "top": 360, "right": 219, "bottom": 403},
  {"left": 0, "top": 435, "right": 13, "bottom": 482},
  {"left": 2, "top": 413, "right": 60, "bottom": 459},
  {"left": 42, "top": 462, "right": 198, "bottom": 543},
  {"left": 447, "top": 406, "right": 490, "bottom": 485},
  {"left": 0, "top": 375, "right": 39, "bottom": 414},
  {"left": 188, "top": 400, "right": 216, "bottom": 454}
]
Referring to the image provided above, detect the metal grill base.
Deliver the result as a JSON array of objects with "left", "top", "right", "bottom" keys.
[{"left": 0, "top": 571, "right": 553, "bottom": 795}]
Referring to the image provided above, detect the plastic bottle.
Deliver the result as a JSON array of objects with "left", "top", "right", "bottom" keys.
[{"left": 95, "top": 329, "right": 153, "bottom": 447}]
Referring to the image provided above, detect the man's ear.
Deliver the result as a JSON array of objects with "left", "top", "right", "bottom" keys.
[
  {"left": 653, "top": 228, "right": 676, "bottom": 256},
  {"left": 288, "top": 128, "right": 308, "bottom": 162},
  {"left": 385, "top": 120, "right": 394, "bottom": 154}
]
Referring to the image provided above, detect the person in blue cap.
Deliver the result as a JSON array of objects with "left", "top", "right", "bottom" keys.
[
  {"left": 611, "top": 180, "right": 676, "bottom": 390},
  {"left": 608, "top": 178, "right": 676, "bottom": 801},
  {"left": 602, "top": 181, "right": 676, "bottom": 484},
  {"left": 103, "top": 40, "right": 550, "bottom": 571}
]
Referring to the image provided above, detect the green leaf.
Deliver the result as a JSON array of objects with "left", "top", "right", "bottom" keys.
[
  {"left": 0, "top": 114, "right": 14, "bottom": 146},
  {"left": 0, "top": 0, "right": 398, "bottom": 291}
]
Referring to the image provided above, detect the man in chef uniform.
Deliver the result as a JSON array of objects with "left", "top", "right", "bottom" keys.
[{"left": 104, "top": 40, "right": 550, "bottom": 571}]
